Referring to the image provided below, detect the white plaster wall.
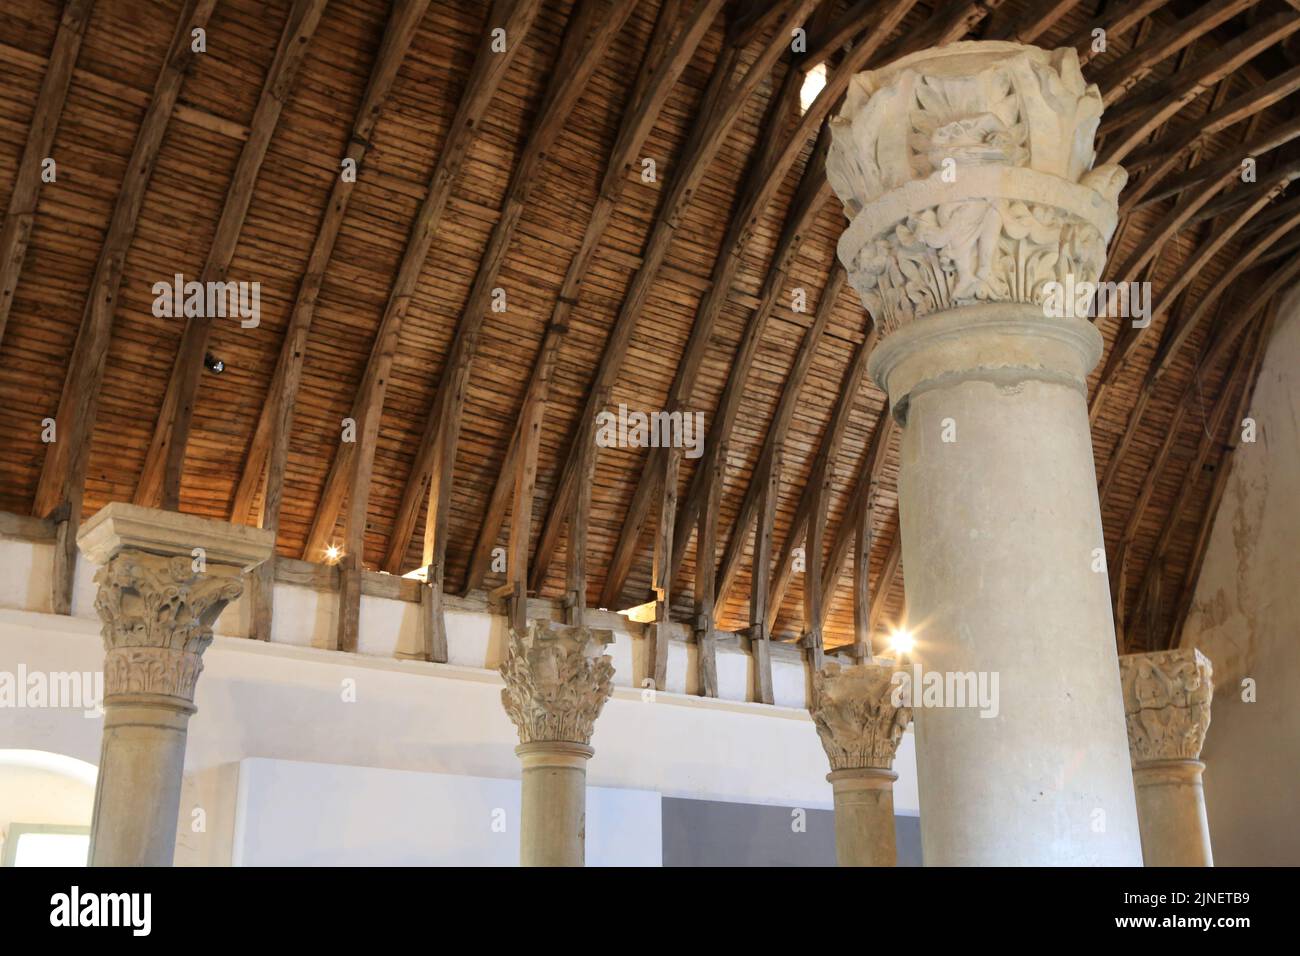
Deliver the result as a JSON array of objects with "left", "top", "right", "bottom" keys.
[
  {"left": 1181, "top": 283, "right": 1300, "bottom": 865},
  {"left": 0, "top": 601, "right": 919, "bottom": 866},
  {"left": 0, "top": 524, "right": 919, "bottom": 866}
]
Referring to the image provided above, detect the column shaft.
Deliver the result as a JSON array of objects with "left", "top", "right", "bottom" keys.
[
  {"left": 828, "top": 768, "right": 897, "bottom": 867},
  {"left": 901, "top": 369, "right": 1139, "bottom": 865},
  {"left": 89, "top": 698, "right": 193, "bottom": 866},
  {"left": 1132, "top": 760, "right": 1212, "bottom": 866},
  {"left": 517, "top": 743, "right": 592, "bottom": 867}
]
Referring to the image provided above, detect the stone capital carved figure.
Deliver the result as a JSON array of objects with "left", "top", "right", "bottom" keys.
[
  {"left": 826, "top": 41, "right": 1126, "bottom": 337},
  {"left": 93, "top": 551, "right": 244, "bottom": 702},
  {"left": 811, "top": 661, "right": 912, "bottom": 771},
  {"left": 500, "top": 620, "right": 615, "bottom": 745},
  {"left": 1119, "top": 649, "right": 1214, "bottom": 764}
]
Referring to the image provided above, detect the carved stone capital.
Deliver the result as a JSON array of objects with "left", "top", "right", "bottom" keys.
[
  {"left": 811, "top": 661, "right": 911, "bottom": 771},
  {"left": 827, "top": 42, "right": 1125, "bottom": 343},
  {"left": 1119, "top": 649, "right": 1214, "bottom": 765},
  {"left": 500, "top": 620, "right": 615, "bottom": 746},
  {"left": 94, "top": 551, "right": 244, "bottom": 702}
]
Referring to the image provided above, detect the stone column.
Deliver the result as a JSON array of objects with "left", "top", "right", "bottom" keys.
[
  {"left": 827, "top": 42, "right": 1142, "bottom": 865},
  {"left": 811, "top": 661, "right": 910, "bottom": 866},
  {"left": 500, "top": 620, "right": 615, "bottom": 867},
  {"left": 1119, "top": 648, "right": 1215, "bottom": 866},
  {"left": 77, "top": 503, "right": 273, "bottom": 866}
]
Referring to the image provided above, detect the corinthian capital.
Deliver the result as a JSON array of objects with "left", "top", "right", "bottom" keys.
[
  {"left": 811, "top": 661, "right": 911, "bottom": 771},
  {"left": 826, "top": 41, "right": 1126, "bottom": 338},
  {"left": 95, "top": 552, "right": 243, "bottom": 701},
  {"left": 1119, "top": 649, "right": 1214, "bottom": 764},
  {"left": 500, "top": 621, "right": 615, "bottom": 745}
]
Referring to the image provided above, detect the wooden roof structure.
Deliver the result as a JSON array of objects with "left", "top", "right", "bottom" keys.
[{"left": 2, "top": 0, "right": 1298, "bottom": 679}]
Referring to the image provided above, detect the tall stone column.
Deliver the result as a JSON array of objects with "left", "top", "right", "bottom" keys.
[
  {"left": 811, "top": 661, "right": 910, "bottom": 866},
  {"left": 500, "top": 620, "right": 615, "bottom": 867},
  {"left": 77, "top": 503, "right": 273, "bottom": 866},
  {"left": 827, "top": 42, "right": 1142, "bottom": 865},
  {"left": 1119, "top": 649, "right": 1215, "bottom": 866}
]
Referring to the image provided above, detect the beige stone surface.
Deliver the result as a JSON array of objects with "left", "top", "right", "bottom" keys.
[
  {"left": 77, "top": 505, "right": 266, "bottom": 866},
  {"left": 1120, "top": 649, "right": 1215, "bottom": 866},
  {"left": 500, "top": 620, "right": 615, "bottom": 866},
  {"left": 811, "top": 660, "right": 909, "bottom": 865},
  {"left": 828, "top": 41, "right": 1142, "bottom": 866},
  {"left": 77, "top": 501, "right": 275, "bottom": 570}
]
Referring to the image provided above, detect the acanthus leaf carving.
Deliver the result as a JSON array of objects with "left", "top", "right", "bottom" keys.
[
  {"left": 811, "top": 661, "right": 911, "bottom": 771},
  {"left": 500, "top": 620, "right": 615, "bottom": 745},
  {"left": 93, "top": 550, "right": 243, "bottom": 702}
]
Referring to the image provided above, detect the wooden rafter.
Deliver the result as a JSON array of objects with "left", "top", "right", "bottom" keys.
[
  {"left": 985, "top": 0, "right": 1081, "bottom": 45},
  {"left": 598, "top": 0, "right": 921, "bottom": 610},
  {"left": 229, "top": 0, "right": 432, "bottom": 532},
  {"left": 525, "top": 0, "right": 825, "bottom": 598},
  {"left": 1169, "top": 287, "right": 1287, "bottom": 647},
  {"left": 1097, "top": 160, "right": 1299, "bottom": 404},
  {"left": 1065, "top": 0, "right": 1172, "bottom": 65},
  {"left": 133, "top": 0, "right": 329, "bottom": 511},
  {"left": 1094, "top": 0, "right": 1259, "bottom": 105},
  {"left": 240, "top": 0, "right": 431, "bottom": 644},
  {"left": 680, "top": 263, "right": 845, "bottom": 603},
  {"left": 1098, "top": 11, "right": 1300, "bottom": 166},
  {"left": 1130, "top": 111, "right": 1300, "bottom": 212},
  {"left": 335, "top": 0, "right": 634, "bottom": 652},
  {"left": 301, "top": 0, "right": 545, "bottom": 567},
  {"left": 428, "top": 0, "right": 725, "bottom": 590},
  {"left": 32, "top": 0, "right": 215, "bottom": 616},
  {"left": 1123, "top": 311, "right": 1269, "bottom": 644},
  {"left": 1097, "top": 194, "right": 1300, "bottom": 513},
  {"left": 0, "top": 0, "right": 94, "bottom": 348}
]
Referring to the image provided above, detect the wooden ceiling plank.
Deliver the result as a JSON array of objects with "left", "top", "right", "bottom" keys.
[
  {"left": 1065, "top": 0, "right": 1172, "bottom": 65},
  {"left": 599, "top": 0, "right": 920, "bottom": 609},
  {"left": 1095, "top": 0, "right": 1259, "bottom": 106},
  {"left": 0, "top": 0, "right": 95, "bottom": 348},
  {"left": 526, "top": 0, "right": 826, "bottom": 597},
  {"left": 1123, "top": 62, "right": 1300, "bottom": 178},
  {"left": 1098, "top": 161, "right": 1299, "bottom": 396},
  {"left": 749, "top": 444, "right": 782, "bottom": 705},
  {"left": 1124, "top": 309, "right": 1267, "bottom": 643},
  {"left": 301, "top": 0, "right": 547, "bottom": 563},
  {"left": 334, "top": 0, "right": 633, "bottom": 654},
  {"left": 985, "top": 0, "right": 1081, "bottom": 44},
  {"left": 35, "top": 0, "right": 214, "bottom": 618},
  {"left": 1169, "top": 288, "right": 1287, "bottom": 648},
  {"left": 730, "top": 0, "right": 803, "bottom": 48},
  {"left": 434, "top": 0, "right": 725, "bottom": 588},
  {"left": 133, "top": 0, "right": 330, "bottom": 512},
  {"left": 1132, "top": 111, "right": 1300, "bottom": 211},
  {"left": 1097, "top": 191, "right": 1300, "bottom": 513},
  {"left": 229, "top": 0, "right": 434, "bottom": 535},
  {"left": 697, "top": 263, "right": 844, "bottom": 612},
  {"left": 754, "top": 327, "right": 879, "bottom": 632},
  {"left": 1098, "top": 12, "right": 1300, "bottom": 166}
]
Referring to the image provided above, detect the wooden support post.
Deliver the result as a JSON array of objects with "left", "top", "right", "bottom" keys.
[
  {"left": 507, "top": 382, "right": 545, "bottom": 636},
  {"left": 337, "top": 555, "right": 363, "bottom": 654},
  {"left": 693, "top": 442, "right": 726, "bottom": 698},
  {"left": 645, "top": 444, "right": 681, "bottom": 692},
  {"left": 750, "top": 446, "right": 782, "bottom": 705},
  {"left": 851, "top": 478, "right": 876, "bottom": 663},
  {"left": 565, "top": 387, "right": 607, "bottom": 628},
  {"left": 250, "top": 558, "right": 276, "bottom": 643},
  {"left": 803, "top": 463, "right": 829, "bottom": 674}
]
